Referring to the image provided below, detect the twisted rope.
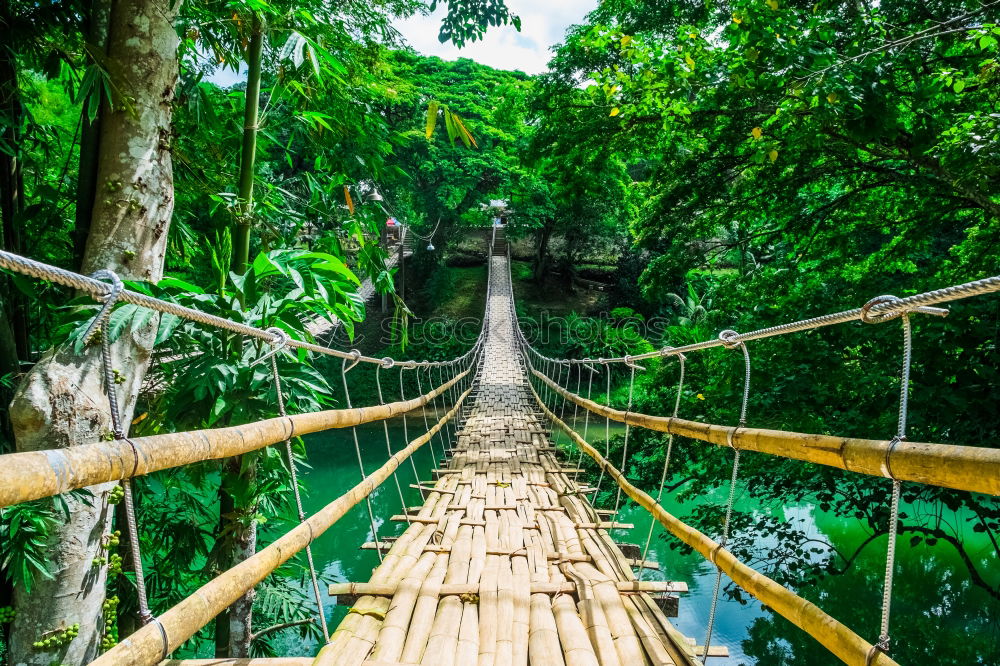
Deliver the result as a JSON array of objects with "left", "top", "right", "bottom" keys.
[
  {"left": 867, "top": 297, "right": 914, "bottom": 661},
  {"left": 0, "top": 249, "right": 474, "bottom": 369},
  {"left": 638, "top": 352, "right": 685, "bottom": 581},
  {"left": 702, "top": 337, "right": 751, "bottom": 663},
  {"left": 399, "top": 366, "right": 424, "bottom": 502},
  {"left": 87, "top": 270, "right": 157, "bottom": 635},
  {"left": 268, "top": 352, "right": 329, "bottom": 641},
  {"left": 612, "top": 363, "right": 637, "bottom": 519},
  {"left": 341, "top": 356, "right": 383, "bottom": 562},
  {"left": 518, "top": 273, "right": 1000, "bottom": 367},
  {"left": 376, "top": 363, "right": 408, "bottom": 523}
]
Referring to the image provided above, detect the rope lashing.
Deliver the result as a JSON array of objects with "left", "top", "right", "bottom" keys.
[
  {"left": 249, "top": 326, "right": 290, "bottom": 367},
  {"left": 702, "top": 332, "right": 752, "bottom": 664},
  {"left": 399, "top": 365, "right": 424, "bottom": 501},
  {"left": 341, "top": 353, "right": 383, "bottom": 562},
  {"left": 638, "top": 351, "right": 686, "bottom": 581},
  {"left": 612, "top": 357, "right": 641, "bottom": 519},
  {"left": 376, "top": 361, "right": 408, "bottom": 522},
  {"left": 88, "top": 270, "right": 156, "bottom": 630},
  {"left": 268, "top": 352, "right": 329, "bottom": 641},
  {"left": 861, "top": 295, "right": 916, "bottom": 662},
  {"left": 82, "top": 268, "right": 124, "bottom": 345}
]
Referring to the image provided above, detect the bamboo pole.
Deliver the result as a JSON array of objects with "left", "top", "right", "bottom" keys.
[
  {"left": 371, "top": 552, "right": 436, "bottom": 661},
  {"left": 162, "top": 661, "right": 312, "bottom": 666},
  {"left": 90, "top": 387, "right": 471, "bottom": 666},
  {"left": 531, "top": 382, "right": 901, "bottom": 666},
  {"left": 328, "top": 577, "right": 688, "bottom": 599},
  {"left": 326, "top": 476, "right": 460, "bottom": 665},
  {"left": 552, "top": 593, "right": 600, "bottom": 666},
  {"left": 400, "top": 545, "right": 453, "bottom": 662},
  {"left": 534, "top": 368, "right": 999, "bottom": 496},
  {"left": 528, "top": 593, "right": 565, "bottom": 666},
  {"left": 1, "top": 371, "right": 468, "bottom": 508}
]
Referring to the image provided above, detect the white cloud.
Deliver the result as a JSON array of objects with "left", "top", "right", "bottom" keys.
[{"left": 395, "top": 0, "right": 597, "bottom": 74}]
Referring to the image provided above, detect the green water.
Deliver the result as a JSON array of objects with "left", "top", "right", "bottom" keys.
[{"left": 283, "top": 420, "right": 1000, "bottom": 665}]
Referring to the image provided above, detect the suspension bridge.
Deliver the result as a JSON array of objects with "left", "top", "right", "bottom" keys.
[{"left": 0, "top": 231, "right": 998, "bottom": 666}]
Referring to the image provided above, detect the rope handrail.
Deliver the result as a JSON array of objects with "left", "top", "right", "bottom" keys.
[
  {"left": 520, "top": 274, "right": 1000, "bottom": 365},
  {"left": 529, "top": 380, "right": 900, "bottom": 666},
  {"left": 89, "top": 385, "right": 472, "bottom": 666},
  {"left": 0, "top": 370, "right": 470, "bottom": 509},
  {"left": 531, "top": 366, "right": 1000, "bottom": 496},
  {"left": 0, "top": 249, "right": 477, "bottom": 369}
]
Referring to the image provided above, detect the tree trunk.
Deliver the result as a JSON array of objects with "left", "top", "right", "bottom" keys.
[
  {"left": 6, "top": 0, "right": 180, "bottom": 662},
  {"left": 73, "top": 0, "right": 112, "bottom": 271},
  {"left": 225, "top": 456, "right": 258, "bottom": 658},
  {"left": 0, "top": 0, "right": 29, "bottom": 364},
  {"left": 533, "top": 222, "right": 553, "bottom": 284}
]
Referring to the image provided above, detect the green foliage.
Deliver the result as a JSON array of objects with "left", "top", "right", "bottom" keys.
[
  {"left": 0, "top": 492, "right": 89, "bottom": 594},
  {"left": 432, "top": 0, "right": 519, "bottom": 47}
]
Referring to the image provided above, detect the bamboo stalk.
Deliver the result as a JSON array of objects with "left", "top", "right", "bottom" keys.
[
  {"left": 321, "top": 457, "right": 464, "bottom": 664},
  {"left": 400, "top": 548, "right": 451, "bottom": 662},
  {"left": 421, "top": 595, "right": 462, "bottom": 666},
  {"left": 371, "top": 552, "right": 436, "bottom": 661},
  {"left": 1, "top": 371, "right": 468, "bottom": 508},
  {"left": 92, "top": 387, "right": 470, "bottom": 666},
  {"left": 511, "top": 532, "right": 531, "bottom": 665},
  {"left": 532, "top": 383, "right": 901, "bottom": 666},
  {"left": 534, "top": 368, "right": 1000, "bottom": 496},
  {"left": 528, "top": 593, "right": 565, "bottom": 666},
  {"left": 478, "top": 553, "right": 500, "bottom": 666},
  {"left": 457, "top": 600, "right": 480, "bottom": 665},
  {"left": 552, "top": 593, "right": 600, "bottom": 666}
]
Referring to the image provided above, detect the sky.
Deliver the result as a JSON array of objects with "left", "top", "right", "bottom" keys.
[
  {"left": 395, "top": 0, "right": 598, "bottom": 75},
  {"left": 207, "top": 1, "right": 594, "bottom": 86}
]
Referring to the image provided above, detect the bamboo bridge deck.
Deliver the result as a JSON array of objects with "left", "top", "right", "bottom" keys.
[{"left": 314, "top": 256, "right": 703, "bottom": 666}]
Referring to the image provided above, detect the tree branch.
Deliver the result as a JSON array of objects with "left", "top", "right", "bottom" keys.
[{"left": 249, "top": 618, "right": 316, "bottom": 643}]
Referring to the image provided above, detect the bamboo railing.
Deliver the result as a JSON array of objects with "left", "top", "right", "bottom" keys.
[
  {"left": 533, "top": 369, "right": 1000, "bottom": 497},
  {"left": 529, "top": 381, "right": 900, "bottom": 666},
  {"left": 0, "top": 371, "right": 468, "bottom": 509},
  {"left": 90, "top": 386, "right": 471, "bottom": 666}
]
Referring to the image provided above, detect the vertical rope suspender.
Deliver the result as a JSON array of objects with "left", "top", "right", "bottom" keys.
[
  {"left": 638, "top": 352, "right": 686, "bottom": 581},
  {"left": 267, "top": 340, "right": 329, "bottom": 641},
  {"left": 862, "top": 296, "right": 915, "bottom": 663},
  {"left": 702, "top": 331, "right": 751, "bottom": 663},
  {"left": 376, "top": 360, "right": 408, "bottom": 523},
  {"left": 341, "top": 354, "right": 384, "bottom": 562}
]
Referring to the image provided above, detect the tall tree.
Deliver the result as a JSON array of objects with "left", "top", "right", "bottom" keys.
[{"left": 6, "top": 0, "right": 180, "bottom": 662}]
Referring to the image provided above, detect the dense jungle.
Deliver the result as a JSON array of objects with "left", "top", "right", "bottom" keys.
[{"left": 0, "top": 0, "right": 998, "bottom": 664}]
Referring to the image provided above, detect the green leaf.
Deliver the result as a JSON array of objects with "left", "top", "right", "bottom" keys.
[{"left": 425, "top": 101, "right": 440, "bottom": 139}]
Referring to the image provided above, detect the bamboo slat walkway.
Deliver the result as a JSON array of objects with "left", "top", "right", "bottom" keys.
[{"left": 314, "top": 257, "right": 701, "bottom": 666}]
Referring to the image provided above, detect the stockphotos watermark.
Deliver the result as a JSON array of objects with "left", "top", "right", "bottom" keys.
[{"left": 327, "top": 312, "right": 673, "bottom": 348}]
